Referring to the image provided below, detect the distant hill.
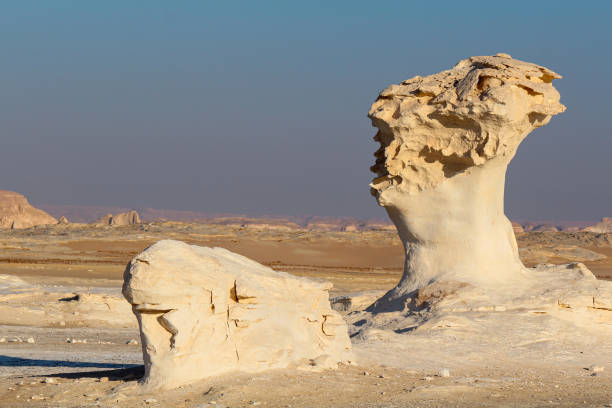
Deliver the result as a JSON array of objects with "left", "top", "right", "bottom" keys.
[
  {"left": 0, "top": 191, "right": 57, "bottom": 229},
  {"left": 36, "top": 203, "right": 601, "bottom": 233},
  {"left": 36, "top": 204, "right": 394, "bottom": 231}
]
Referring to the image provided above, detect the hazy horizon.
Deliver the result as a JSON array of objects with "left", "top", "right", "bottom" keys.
[{"left": 2, "top": 2, "right": 611, "bottom": 221}]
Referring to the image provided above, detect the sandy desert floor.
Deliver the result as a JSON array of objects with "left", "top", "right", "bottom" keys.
[{"left": 0, "top": 223, "right": 611, "bottom": 407}]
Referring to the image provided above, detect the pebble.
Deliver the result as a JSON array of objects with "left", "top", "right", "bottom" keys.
[
  {"left": 26, "top": 337, "right": 35, "bottom": 343},
  {"left": 438, "top": 368, "right": 451, "bottom": 378},
  {"left": 127, "top": 339, "right": 139, "bottom": 345},
  {"left": 0, "top": 337, "right": 6, "bottom": 343},
  {"left": 145, "top": 398, "right": 158, "bottom": 404},
  {"left": 589, "top": 365, "right": 604, "bottom": 373},
  {"left": 31, "top": 395, "right": 45, "bottom": 400},
  {"left": 98, "top": 377, "right": 109, "bottom": 383},
  {"left": 43, "top": 377, "right": 56, "bottom": 384},
  {"left": 248, "top": 401, "right": 261, "bottom": 405},
  {"left": 363, "top": 371, "right": 369, "bottom": 376},
  {"left": 9, "top": 337, "right": 22, "bottom": 343},
  {"left": 423, "top": 376, "right": 434, "bottom": 381}
]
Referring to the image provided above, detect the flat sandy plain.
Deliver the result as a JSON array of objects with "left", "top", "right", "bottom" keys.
[{"left": 1, "top": 222, "right": 611, "bottom": 407}]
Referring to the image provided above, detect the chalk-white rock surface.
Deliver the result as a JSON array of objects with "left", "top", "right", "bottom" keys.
[
  {"left": 0, "top": 275, "right": 135, "bottom": 328},
  {"left": 350, "top": 54, "right": 612, "bottom": 368},
  {"left": 122, "top": 240, "right": 352, "bottom": 389},
  {"left": 368, "top": 53, "right": 566, "bottom": 303}
]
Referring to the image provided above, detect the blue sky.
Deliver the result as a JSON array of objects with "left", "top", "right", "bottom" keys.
[{"left": 1, "top": 1, "right": 611, "bottom": 220}]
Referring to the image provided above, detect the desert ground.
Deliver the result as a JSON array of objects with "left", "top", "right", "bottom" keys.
[{"left": 0, "top": 222, "right": 611, "bottom": 407}]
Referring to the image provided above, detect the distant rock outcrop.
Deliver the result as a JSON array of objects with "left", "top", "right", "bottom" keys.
[
  {"left": 57, "top": 216, "right": 70, "bottom": 224},
  {"left": 583, "top": 217, "right": 612, "bottom": 233},
  {"left": 527, "top": 224, "right": 560, "bottom": 232},
  {"left": 0, "top": 190, "right": 57, "bottom": 229},
  {"left": 511, "top": 222, "right": 524, "bottom": 235},
  {"left": 95, "top": 210, "right": 141, "bottom": 226}
]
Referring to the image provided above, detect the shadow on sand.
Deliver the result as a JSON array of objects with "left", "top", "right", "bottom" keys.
[{"left": 0, "top": 355, "right": 143, "bottom": 381}]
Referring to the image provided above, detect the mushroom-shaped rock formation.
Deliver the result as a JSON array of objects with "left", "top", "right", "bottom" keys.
[
  {"left": 346, "top": 55, "right": 612, "bottom": 364},
  {"left": 122, "top": 240, "right": 352, "bottom": 390},
  {"left": 367, "top": 54, "right": 566, "bottom": 307},
  {"left": 0, "top": 190, "right": 57, "bottom": 229}
]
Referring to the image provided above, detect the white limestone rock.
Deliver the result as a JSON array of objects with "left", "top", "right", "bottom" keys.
[
  {"left": 348, "top": 55, "right": 612, "bottom": 368},
  {"left": 122, "top": 240, "right": 352, "bottom": 389},
  {"left": 367, "top": 53, "right": 567, "bottom": 302},
  {"left": 0, "top": 280, "right": 135, "bottom": 328}
]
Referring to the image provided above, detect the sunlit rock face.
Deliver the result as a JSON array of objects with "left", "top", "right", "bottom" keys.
[
  {"left": 367, "top": 54, "right": 566, "bottom": 304},
  {"left": 0, "top": 190, "right": 57, "bottom": 229},
  {"left": 122, "top": 240, "right": 352, "bottom": 390}
]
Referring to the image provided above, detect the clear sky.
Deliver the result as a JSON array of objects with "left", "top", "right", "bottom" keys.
[{"left": 1, "top": 1, "right": 611, "bottom": 221}]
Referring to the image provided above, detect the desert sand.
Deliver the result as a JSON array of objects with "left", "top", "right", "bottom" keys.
[
  {"left": 0, "top": 222, "right": 611, "bottom": 407},
  {"left": 2, "top": 54, "right": 612, "bottom": 407}
]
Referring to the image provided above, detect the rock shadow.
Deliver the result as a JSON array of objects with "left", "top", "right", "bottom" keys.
[
  {"left": 0, "top": 355, "right": 138, "bottom": 369},
  {"left": 39, "top": 365, "right": 144, "bottom": 381}
]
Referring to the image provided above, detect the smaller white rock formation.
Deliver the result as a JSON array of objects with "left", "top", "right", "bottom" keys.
[
  {"left": 122, "top": 240, "right": 352, "bottom": 389},
  {"left": 0, "top": 190, "right": 57, "bottom": 229},
  {"left": 95, "top": 210, "right": 141, "bottom": 226}
]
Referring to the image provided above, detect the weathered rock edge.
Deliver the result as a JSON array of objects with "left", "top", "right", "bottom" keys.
[
  {"left": 122, "top": 240, "right": 352, "bottom": 390},
  {"left": 0, "top": 190, "right": 57, "bottom": 229}
]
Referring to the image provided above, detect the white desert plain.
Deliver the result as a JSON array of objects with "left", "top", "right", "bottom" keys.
[{"left": 1, "top": 54, "right": 612, "bottom": 408}]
